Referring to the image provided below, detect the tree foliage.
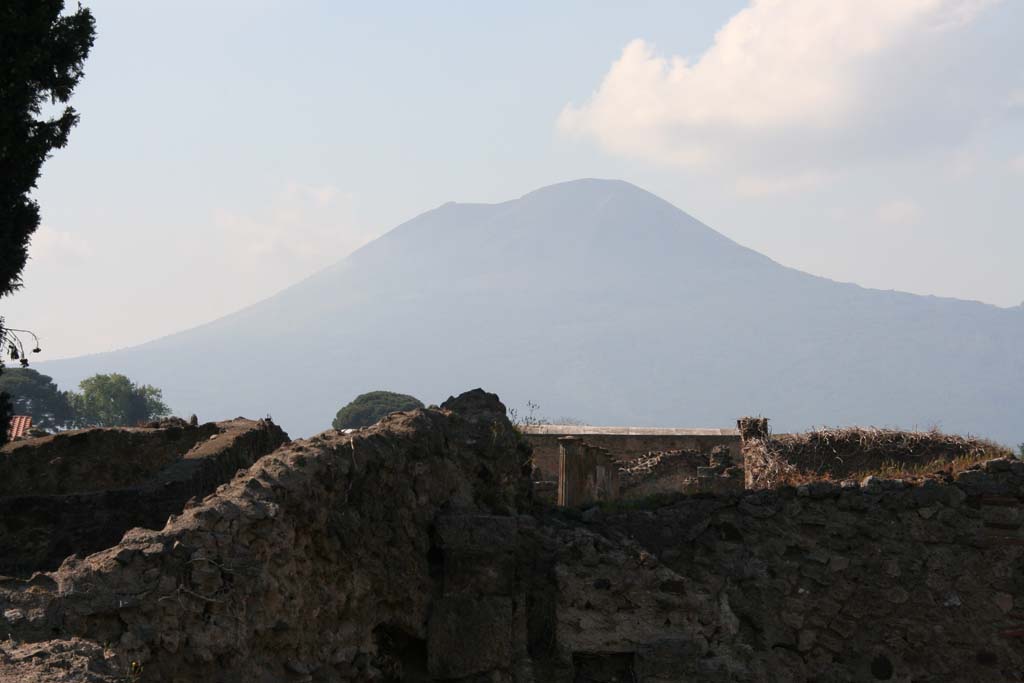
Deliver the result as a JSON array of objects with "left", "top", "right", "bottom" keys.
[
  {"left": 69, "top": 373, "right": 171, "bottom": 428},
  {"left": 332, "top": 391, "right": 423, "bottom": 430},
  {"left": 1, "top": 0, "right": 95, "bottom": 296},
  {"left": 0, "top": 1, "right": 95, "bottom": 445},
  {"left": 0, "top": 367, "right": 73, "bottom": 430}
]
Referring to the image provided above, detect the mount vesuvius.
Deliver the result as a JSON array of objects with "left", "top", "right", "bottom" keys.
[{"left": 38, "top": 179, "right": 1024, "bottom": 444}]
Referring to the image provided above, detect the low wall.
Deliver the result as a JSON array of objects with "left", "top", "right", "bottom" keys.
[
  {"left": 0, "top": 422, "right": 221, "bottom": 495},
  {"left": 0, "top": 419, "right": 288, "bottom": 576},
  {"left": 739, "top": 418, "right": 1014, "bottom": 490},
  {"left": 618, "top": 446, "right": 743, "bottom": 499},
  {"left": 525, "top": 425, "right": 741, "bottom": 480}
]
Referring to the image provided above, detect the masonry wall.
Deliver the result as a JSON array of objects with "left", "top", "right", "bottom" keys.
[
  {"left": 0, "top": 423, "right": 222, "bottom": 495},
  {"left": 525, "top": 426, "right": 741, "bottom": 481},
  {"left": 0, "top": 391, "right": 533, "bottom": 682},
  {"left": 2, "top": 397, "right": 1022, "bottom": 682},
  {"left": 0, "top": 419, "right": 288, "bottom": 576},
  {"left": 613, "top": 446, "right": 743, "bottom": 500},
  {"left": 549, "top": 460, "right": 1024, "bottom": 682}
]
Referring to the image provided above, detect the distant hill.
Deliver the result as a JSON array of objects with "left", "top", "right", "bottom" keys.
[{"left": 38, "top": 179, "right": 1024, "bottom": 444}]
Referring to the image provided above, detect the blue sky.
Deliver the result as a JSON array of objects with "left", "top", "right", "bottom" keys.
[{"left": 6, "top": 0, "right": 1023, "bottom": 358}]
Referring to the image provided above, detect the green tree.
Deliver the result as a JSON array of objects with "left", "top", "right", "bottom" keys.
[
  {"left": 332, "top": 391, "right": 423, "bottom": 430},
  {"left": 69, "top": 373, "right": 171, "bottom": 428},
  {"left": 0, "top": 1, "right": 96, "bottom": 444},
  {"left": 0, "top": 368, "right": 73, "bottom": 430}
]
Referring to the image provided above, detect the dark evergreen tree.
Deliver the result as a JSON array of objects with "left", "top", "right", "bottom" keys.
[
  {"left": 0, "top": 0, "right": 95, "bottom": 296},
  {"left": 0, "top": 367, "right": 74, "bottom": 430},
  {"left": 332, "top": 391, "right": 424, "bottom": 430},
  {"left": 0, "top": 1, "right": 95, "bottom": 444}
]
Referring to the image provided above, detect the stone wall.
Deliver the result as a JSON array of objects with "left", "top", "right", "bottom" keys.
[
  {"left": 739, "top": 417, "right": 1013, "bottom": 490},
  {"left": 0, "top": 390, "right": 533, "bottom": 682},
  {"left": 554, "top": 443, "right": 743, "bottom": 507},
  {"left": 0, "top": 419, "right": 288, "bottom": 577},
  {"left": 2, "top": 394, "right": 1022, "bottom": 682},
  {"left": 0, "top": 422, "right": 222, "bottom": 495},
  {"left": 548, "top": 459, "right": 1024, "bottom": 681},
  {"left": 524, "top": 425, "right": 740, "bottom": 481},
  {"left": 618, "top": 446, "right": 743, "bottom": 500}
]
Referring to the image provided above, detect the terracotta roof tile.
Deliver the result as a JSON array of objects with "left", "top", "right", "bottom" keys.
[{"left": 6, "top": 415, "right": 32, "bottom": 440}]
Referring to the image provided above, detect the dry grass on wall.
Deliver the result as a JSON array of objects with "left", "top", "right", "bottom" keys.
[{"left": 744, "top": 426, "right": 1013, "bottom": 490}]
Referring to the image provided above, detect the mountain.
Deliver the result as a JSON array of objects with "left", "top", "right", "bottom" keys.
[{"left": 37, "top": 179, "right": 1024, "bottom": 444}]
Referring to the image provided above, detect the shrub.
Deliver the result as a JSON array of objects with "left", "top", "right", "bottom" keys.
[{"left": 332, "top": 391, "right": 423, "bottom": 430}]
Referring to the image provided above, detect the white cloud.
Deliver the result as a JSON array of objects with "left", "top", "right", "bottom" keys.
[
  {"left": 29, "top": 226, "right": 94, "bottom": 262},
  {"left": 877, "top": 199, "right": 924, "bottom": 226},
  {"left": 559, "top": 0, "right": 1003, "bottom": 182},
  {"left": 1010, "top": 154, "right": 1024, "bottom": 173}
]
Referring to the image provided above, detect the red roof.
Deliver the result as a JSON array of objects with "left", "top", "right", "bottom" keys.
[{"left": 7, "top": 415, "right": 32, "bottom": 441}]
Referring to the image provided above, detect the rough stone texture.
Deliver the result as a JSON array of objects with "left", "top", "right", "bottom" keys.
[
  {"left": 0, "top": 418, "right": 288, "bottom": 577},
  {"left": 2, "top": 394, "right": 1023, "bottom": 682},
  {"left": 555, "top": 458, "right": 1024, "bottom": 682},
  {"left": 618, "top": 448, "right": 707, "bottom": 489},
  {"left": 525, "top": 427, "right": 740, "bottom": 481},
  {"left": 618, "top": 446, "right": 742, "bottom": 499},
  {"left": 0, "top": 389, "right": 532, "bottom": 683},
  {"left": 428, "top": 595, "right": 513, "bottom": 677},
  {"left": 0, "top": 638, "right": 125, "bottom": 682},
  {"left": 0, "top": 421, "right": 223, "bottom": 495},
  {"left": 740, "top": 420, "right": 1013, "bottom": 490}
]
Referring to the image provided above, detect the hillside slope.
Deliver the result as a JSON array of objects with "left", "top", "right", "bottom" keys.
[{"left": 38, "top": 179, "right": 1024, "bottom": 443}]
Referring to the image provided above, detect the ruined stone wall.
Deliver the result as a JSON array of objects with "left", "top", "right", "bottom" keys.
[
  {"left": 549, "top": 459, "right": 1024, "bottom": 682},
  {"left": 2, "top": 395, "right": 1022, "bottom": 682},
  {"left": 739, "top": 420, "right": 1013, "bottom": 490},
  {"left": 617, "top": 446, "right": 743, "bottom": 500},
  {"left": 524, "top": 426, "right": 740, "bottom": 481},
  {"left": 0, "top": 419, "right": 288, "bottom": 576},
  {"left": 0, "top": 391, "right": 533, "bottom": 682},
  {"left": 617, "top": 448, "right": 706, "bottom": 497},
  {"left": 0, "top": 423, "right": 222, "bottom": 495}
]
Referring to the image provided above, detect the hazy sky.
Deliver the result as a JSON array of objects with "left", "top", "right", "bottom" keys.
[{"left": 5, "top": 0, "right": 1023, "bottom": 359}]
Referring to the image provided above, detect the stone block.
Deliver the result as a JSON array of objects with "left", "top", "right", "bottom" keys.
[
  {"left": 955, "top": 469, "right": 1007, "bottom": 497},
  {"left": 427, "top": 595, "right": 513, "bottom": 678},
  {"left": 636, "top": 638, "right": 705, "bottom": 678},
  {"left": 435, "top": 515, "right": 518, "bottom": 553},
  {"left": 442, "top": 551, "right": 517, "bottom": 596}
]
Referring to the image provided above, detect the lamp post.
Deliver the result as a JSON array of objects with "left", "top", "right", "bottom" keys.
[{"left": 0, "top": 317, "right": 42, "bottom": 368}]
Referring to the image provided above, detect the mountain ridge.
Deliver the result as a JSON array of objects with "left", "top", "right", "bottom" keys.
[{"left": 36, "top": 179, "right": 1024, "bottom": 444}]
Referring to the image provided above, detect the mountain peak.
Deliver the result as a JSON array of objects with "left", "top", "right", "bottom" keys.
[
  {"left": 520, "top": 177, "right": 640, "bottom": 198},
  {"left": 35, "top": 181, "right": 1024, "bottom": 446}
]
